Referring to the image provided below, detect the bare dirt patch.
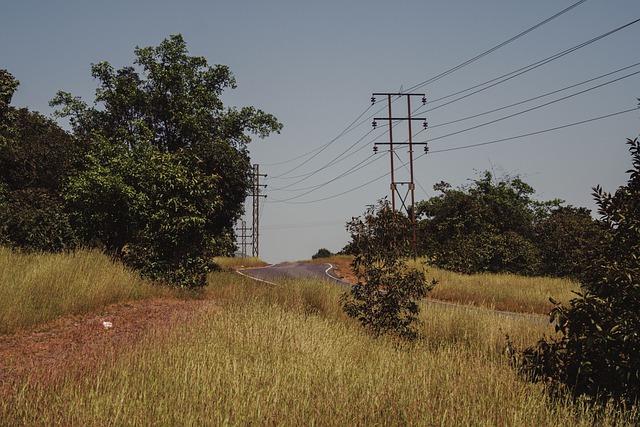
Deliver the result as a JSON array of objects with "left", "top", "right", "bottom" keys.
[{"left": 0, "top": 297, "right": 216, "bottom": 386}]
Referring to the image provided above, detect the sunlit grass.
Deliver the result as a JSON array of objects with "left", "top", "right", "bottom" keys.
[
  {"left": 427, "top": 265, "right": 578, "bottom": 315},
  {"left": 2, "top": 274, "right": 636, "bottom": 426},
  {"left": 213, "top": 256, "right": 268, "bottom": 270},
  {"left": 321, "top": 255, "right": 578, "bottom": 315},
  {"left": 0, "top": 247, "right": 165, "bottom": 334}
]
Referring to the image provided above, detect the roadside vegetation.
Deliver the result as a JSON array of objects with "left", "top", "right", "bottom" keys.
[
  {"left": 0, "top": 248, "right": 167, "bottom": 334},
  {"left": 2, "top": 272, "right": 638, "bottom": 426},
  {"left": 324, "top": 254, "right": 577, "bottom": 316},
  {"left": 212, "top": 256, "right": 269, "bottom": 270}
]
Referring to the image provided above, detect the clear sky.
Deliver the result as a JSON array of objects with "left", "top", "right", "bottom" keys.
[{"left": 2, "top": 1, "right": 639, "bottom": 263}]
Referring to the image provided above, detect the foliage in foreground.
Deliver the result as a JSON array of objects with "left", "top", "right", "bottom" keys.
[
  {"left": 515, "top": 136, "right": 640, "bottom": 405},
  {"left": 341, "top": 200, "right": 436, "bottom": 340},
  {"left": 1, "top": 35, "right": 282, "bottom": 287},
  {"left": 2, "top": 274, "right": 638, "bottom": 426}
]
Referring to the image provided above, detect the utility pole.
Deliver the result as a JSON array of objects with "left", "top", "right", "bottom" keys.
[
  {"left": 371, "top": 93, "right": 429, "bottom": 260},
  {"left": 251, "top": 164, "right": 267, "bottom": 258},
  {"left": 236, "top": 220, "right": 252, "bottom": 258}
]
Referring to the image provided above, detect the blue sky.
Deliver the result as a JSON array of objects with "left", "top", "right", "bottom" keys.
[{"left": 2, "top": 1, "right": 639, "bottom": 263}]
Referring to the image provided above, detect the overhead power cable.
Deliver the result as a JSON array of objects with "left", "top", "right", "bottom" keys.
[
  {"left": 266, "top": 103, "right": 375, "bottom": 175},
  {"left": 411, "top": 17, "right": 640, "bottom": 119},
  {"left": 268, "top": 106, "right": 638, "bottom": 205},
  {"left": 427, "top": 62, "right": 640, "bottom": 130},
  {"left": 424, "top": 69, "right": 640, "bottom": 144},
  {"left": 269, "top": 153, "right": 384, "bottom": 202},
  {"left": 426, "top": 107, "right": 639, "bottom": 154},
  {"left": 263, "top": 1, "right": 590, "bottom": 178},
  {"left": 404, "top": 0, "right": 590, "bottom": 93}
]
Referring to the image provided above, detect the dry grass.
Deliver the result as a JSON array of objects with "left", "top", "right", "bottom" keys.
[
  {"left": 213, "top": 256, "right": 269, "bottom": 270},
  {"left": 2, "top": 274, "right": 637, "bottom": 426},
  {"left": 320, "top": 255, "right": 578, "bottom": 315},
  {"left": 0, "top": 248, "right": 166, "bottom": 334},
  {"left": 427, "top": 266, "right": 578, "bottom": 315}
]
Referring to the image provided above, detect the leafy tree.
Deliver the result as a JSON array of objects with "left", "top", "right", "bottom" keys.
[
  {"left": 514, "top": 136, "right": 640, "bottom": 405},
  {"left": 416, "top": 171, "right": 560, "bottom": 275},
  {"left": 534, "top": 206, "right": 607, "bottom": 279},
  {"left": 0, "top": 72, "right": 83, "bottom": 252},
  {"left": 50, "top": 35, "right": 282, "bottom": 286},
  {"left": 341, "top": 200, "right": 437, "bottom": 340},
  {"left": 312, "top": 248, "right": 333, "bottom": 259},
  {"left": 0, "top": 69, "right": 19, "bottom": 146}
]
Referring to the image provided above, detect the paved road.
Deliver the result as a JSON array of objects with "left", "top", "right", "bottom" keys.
[
  {"left": 237, "top": 262, "right": 548, "bottom": 323},
  {"left": 237, "top": 262, "right": 350, "bottom": 287}
]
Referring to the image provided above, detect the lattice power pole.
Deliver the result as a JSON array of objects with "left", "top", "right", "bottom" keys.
[
  {"left": 371, "top": 93, "right": 429, "bottom": 259},
  {"left": 251, "top": 164, "right": 267, "bottom": 258},
  {"left": 236, "top": 220, "right": 252, "bottom": 258}
]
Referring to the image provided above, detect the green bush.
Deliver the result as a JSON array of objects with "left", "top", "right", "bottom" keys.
[
  {"left": 340, "top": 200, "right": 436, "bottom": 340},
  {"left": 514, "top": 136, "right": 640, "bottom": 405}
]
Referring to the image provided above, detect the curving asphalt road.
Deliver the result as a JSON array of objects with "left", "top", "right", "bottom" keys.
[{"left": 237, "top": 262, "right": 350, "bottom": 287}]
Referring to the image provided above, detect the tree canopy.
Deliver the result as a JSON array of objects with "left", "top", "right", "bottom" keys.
[{"left": 1, "top": 35, "right": 282, "bottom": 287}]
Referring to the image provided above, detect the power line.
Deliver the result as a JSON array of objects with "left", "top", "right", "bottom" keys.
[
  {"left": 424, "top": 69, "right": 640, "bottom": 144},
  {"left": 267, "top": 103, "right": 375, "bottom": 175},
  {"left": 267, "top": 106, "right": 638, "bottom": 205},
  {"left": 263, "top": 1, "right": 593, "bottom": 185},
  {"left": 269, "top": 127, "right": 377, "bottom": 187},
  {"left": 426, "top": 107, "right": 639, "bottom": 154},
  {"left": 412, "top": 17, "right": 640, "bottom": 119},
  {"left": 427, "top": 62, "right": 640, "bottom": 130},
  {"left": 269, "top": 153, "right": 384, "bottom": 202},
  {"left": 404, "top": 0, "right": 590, "bottom": 93}
]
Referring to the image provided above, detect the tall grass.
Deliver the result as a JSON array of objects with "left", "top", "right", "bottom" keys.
[
  {"left": 0, "top": 248, "right": 162, "bottom": 334},
  {"left": 427, "top": 266, "right": 578, "bottom": 315},
  {"left": 2, "top": 274, "right": 637, "bottom": 426},
  {"left": 213, "top": 256, "right": 268, "bottom": 270},
  {"left": 329, "top": 255, "right": 578, "bottom": 315}
]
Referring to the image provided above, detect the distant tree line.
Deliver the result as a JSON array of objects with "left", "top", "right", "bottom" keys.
[
  {"left": 415, "top": 170, "right": 607, "bottom": 280},
  {"left": 0, "top": 35, "right": 282, "bottom": 287}
]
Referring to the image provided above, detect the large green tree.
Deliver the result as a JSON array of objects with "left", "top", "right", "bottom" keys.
[
  {"left": 51, "top": 35, "right": 282, "bottom": 286},
  {"left": 416, "top": 171, "right": 561, "bottom": 275}
]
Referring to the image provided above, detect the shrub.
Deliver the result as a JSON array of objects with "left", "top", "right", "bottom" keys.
[
  {"left": 514, "top": 136, "right": 640, "bottom": 405},
  {"left": 340, "top": 200, "right": 436, "bottom": 340}
]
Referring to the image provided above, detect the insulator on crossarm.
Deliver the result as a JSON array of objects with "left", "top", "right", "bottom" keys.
[
  {"left": 423, "top": 120, "right": 428, "bottom": 129},
  {"left": 422, "top": 96, "right": 427, "bottom": 105},
  {"left": 373, "top": 145, "right": 378, "bottom": 153},
  {"left": 424, "top": 144, "right": 429, "bottom": 153},
  {"left": 372, "top": 120, "right": 377, "bottom": 129},
  {"left": 371, "top": 96, "right": 376, "bottom": 105}
]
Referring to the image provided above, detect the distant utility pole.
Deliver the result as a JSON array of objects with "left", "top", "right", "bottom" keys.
[
  {"left": 236, "top": 220, "right": 252, "bottom": 258},
  {"left": 251, "top": 164, "right": 267, "bottom": 258},
  {"left": 371, "top": 93, "right": 429, "bottom": 260}
]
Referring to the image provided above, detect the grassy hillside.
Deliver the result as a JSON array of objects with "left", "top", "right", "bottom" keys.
[
  {"left": 1, "top": 251, "right": 637, "bottom": 425},
  {"left": 2, "top": 270, "right": 638, "bottom": 425},
  {"left": 0, "top": 248, "right": 165, "bottom": 334}
]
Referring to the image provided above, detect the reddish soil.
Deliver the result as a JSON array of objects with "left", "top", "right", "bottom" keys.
[{"left": 0, "top": 297, "right": 216, "bottom": 386}]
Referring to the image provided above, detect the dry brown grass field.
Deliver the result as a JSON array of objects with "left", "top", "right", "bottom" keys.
[{"left": 1, "top": 250, "right": 637, "bottom": 425}]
